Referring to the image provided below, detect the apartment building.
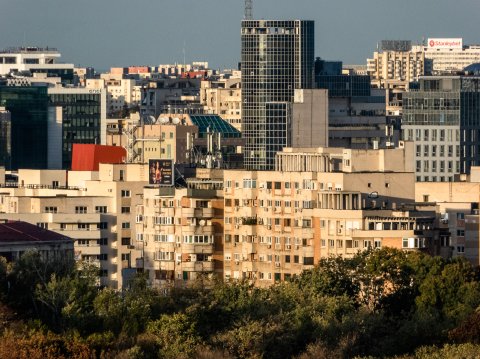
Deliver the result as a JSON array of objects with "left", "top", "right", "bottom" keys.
[
  {"left": 0, "top": 164, "right": 148, "bottom": 288},
  {"left": 367, "top": 41, "right": 427, "bottom": 89},
  {"left": 222, "top": 144, "right": 440, "bottom": 286},
  {"left": 136, "top": 170, "right": 224, "bottom": 287},
  {"left": 200, "top": 78, "right": 242, "bottom": 131},
  {"left": 416, "top": 168, "right": 480, "bottom": 264}
]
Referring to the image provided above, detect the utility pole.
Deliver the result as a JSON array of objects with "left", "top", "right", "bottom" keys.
[{"left": 244, "top": 0, "right": 253, "bottom": 20}]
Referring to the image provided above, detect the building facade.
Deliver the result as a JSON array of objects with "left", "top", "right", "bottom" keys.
[
  {"left": 48, "top": 87, "right": 107, "bottom": 169},
  {"left": 403, "top": 76, "right": 480, "bottom": 181},
  {"left": 241, "top": 20, "right": 315, "bottom": 170}
]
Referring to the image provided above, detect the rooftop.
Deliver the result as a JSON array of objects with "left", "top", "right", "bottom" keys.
[
  {"left": 189, "top": 115, "right": 241, "bottom": 139},
  {"left": 0, "top": 221, "right": 71, "bottom": 243},
  {"left": 0, "top": 47, "right": 59, "bottom": 54}
]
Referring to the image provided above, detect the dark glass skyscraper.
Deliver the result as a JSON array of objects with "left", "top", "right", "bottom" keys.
[
  {"left": 0, "top": 85, "right": 49, "bottom": 170},
  {"left": 241, "top": 20, "right": 315, "bottom": 170}
]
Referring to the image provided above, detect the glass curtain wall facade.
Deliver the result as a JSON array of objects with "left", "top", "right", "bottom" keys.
[
  {"left": 241, "top": 20, "right": 314, "bottom": 170},
  {"left": 0, "top": 86, "right": 49, "bottom": 170},
  {"left": 49, "top": 92, "right": 102, "bottom": 169}
]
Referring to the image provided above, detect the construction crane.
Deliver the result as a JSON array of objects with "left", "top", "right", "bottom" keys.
[{"left": 244, "top": 0, "right": 253, "bottom": 20}]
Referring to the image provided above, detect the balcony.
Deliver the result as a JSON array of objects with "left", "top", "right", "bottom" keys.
[
  {"left": 181, "top": 225, "right": 214, "bottom": 236},
  {"left": 76, "top": 244, "right": 101, "bottom": 256},
  {"left": 181, "top": 208, "right": 195, "bottom": 217},
  {"left": 182, "top": 261, "right": 214, "bottom": 272},
  {"left": 59, "top": 229, "right": 102, "bottom": 239},
  {"left": 195, "top": 207, "right": 215, "bottom": 218},
  {"left": 182, "top": 243, "right": 214, "bottom": 254}
]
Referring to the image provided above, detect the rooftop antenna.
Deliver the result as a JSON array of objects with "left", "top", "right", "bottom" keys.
[{"left": 244, "top": 0, "right": 253, "bottom": 20}]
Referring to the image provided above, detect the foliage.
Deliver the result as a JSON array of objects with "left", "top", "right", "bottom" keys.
[{"left": 0, "top": 248, "right": 479, "bottom": 358}]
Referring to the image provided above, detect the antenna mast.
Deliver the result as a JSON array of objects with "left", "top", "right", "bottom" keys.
[{"left": 244, "top": 0, "right": 253, "bottom": 20}]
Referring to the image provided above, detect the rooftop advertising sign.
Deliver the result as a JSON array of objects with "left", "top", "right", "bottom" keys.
[
  {"left": 149, "top": 159, "right": 174, "bottom": 186},
  {"left": 428, "top": 38, "right": 463, "bottom": 49}
]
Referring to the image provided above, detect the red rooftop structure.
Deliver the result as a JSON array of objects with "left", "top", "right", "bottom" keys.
[{"left": 71, "top": 144, "right": 126, "bottom": 171}]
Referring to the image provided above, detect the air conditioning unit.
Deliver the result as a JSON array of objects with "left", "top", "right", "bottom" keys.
[
  {"left": 275, "top": 262, "right": 280, "bottom": 267},
  {"left": 295, "top": 245, "right": 300, "bottom": 250},
  {"left": 285, "top": 244, "right": 291, "bottom": 250},
  {"left": 267, "top": 225, "right": 272, "bottom": 230},
  {"left": 267, "top": 245, "right": 271, "bottom": 249},
  {"left": 235, "top": 225, "right": 240, "bottom": 229},
  {"left": 235, "top": 260, "right": 239, "bottom": 265}
]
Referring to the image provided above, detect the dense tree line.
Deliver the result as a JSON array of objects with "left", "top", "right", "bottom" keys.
[{"left": 0, "top": 248, "right": 479, "bottom": 358}]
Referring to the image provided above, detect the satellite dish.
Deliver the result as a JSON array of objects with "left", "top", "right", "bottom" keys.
[
  {"left": 199, "top": 220, "right": 206, "bottom": 226},
  {"left": 159, "top": 117, "right": 169, "bottom": 124},
  {"left": 368, "top": 191, "right": 379, "bottom": 199},
  {"left": 172, "top": 117, "right": 181, "bottom": 125},
  {"left": 146, "top": 115, "right": 156, "bottom": 124}
]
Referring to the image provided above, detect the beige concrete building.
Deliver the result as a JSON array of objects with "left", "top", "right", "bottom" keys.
[
  {"left": 86, "top": 76, "right": 139, "bottom": 117},
  {"left": 416, "top": 169, "right": 480, "bottom": 265},
  {"left": 200, "top": 78, "right": 242, "bottom": 131},
  {"left": 367, "top": 49, "right": 426, "bottom": 89},
  {"left": 0, "top": 164, "right": 148, "bottom": 289},
  {"left": 136, "top": 171, "right": 224, "bottom": 287},
  {"left": 222, "top": 144, "right": 438, "bottom": 286}
]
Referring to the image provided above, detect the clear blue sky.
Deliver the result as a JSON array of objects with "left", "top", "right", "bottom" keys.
[{"left": 1, "top": 0, "right": 479, "bottom": 70}]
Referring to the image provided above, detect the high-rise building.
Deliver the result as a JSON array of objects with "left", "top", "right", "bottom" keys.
[
  {"left": 0, "top": 84, "right": 50, "bottom": 170},
  {"left": 0, "top": 108, "right": 11, "bottom": 168},
  {"left": 241, "top": 20, "right": 315, "bottom": 170},
  {"left": 403, "top": 76, "right": 480, "bottom": 181},
  {"left": 48, "top": 88, "right": 106, "bottom": 169}
]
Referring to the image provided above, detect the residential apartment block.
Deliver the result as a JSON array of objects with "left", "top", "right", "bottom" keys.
[
  {"left": 136, "top": 171, "right": 224, "bottom": 287},
  {"left": 0, "top": 164, "right": 148, "bottom": 288},
  {"left": 222, "top": 144, "right": 441, "bottom": 286}
]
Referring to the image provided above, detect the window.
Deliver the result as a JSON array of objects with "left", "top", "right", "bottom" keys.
[
  {"left": 457, "top": 246, "right": 465, "bottom": 254},
  {"left": 121, "top": 207, "right": 130, "bottom": 214},
  {"left": 78, "top": 223, "right": 89, "bottom": 230},
  {"left": 97, "top": 238, "right": 108, "bottom": 246},
  {"left": 37, "top": 222, "right": 48, "bottom": 229},
  {"left": 303, "top": 257, "right": 314, "bottom": 265},
  {"left": 293, "top": 255, "right": 300, "bottom": 264},
  {"left": 75, "top": 206, "right": 87, "bottom": 214},
  {"left": 99, "top": 253, "right": 108, "bottom": 261},
  {"left": 432, "top": 145, "right": 437, "bottom": 156},
  {"left": 121, "top": 222, "right": 130, "bottom": 229},
  {"left": 99, "top": 269, "right": 108, "bottom": 277},
  {"left": 285, "top": 255, "right": 290, "bottom": 263},
  {"left": 121, "top": 190, "right": 131, "bottom": 197},
  {"left": 121, "top": 237, "right": 131, "bottom": 245},
  {"left": 95, "top": 206, "right": 107, "bottom": 213},
  {"left": 121, "top": 253, "right": 130, "bottom": 261},
  {"left": 457, "top": 230, "right": 465, "bottom": 236},
  {"left": 97, "top": 222, "right": 108, "bottom": 229},
  {"left": 274, "top": 182, "right": 281, "bottom": 190},
  {"left": 44, "top": 206, "right": 58, "bottom": 213}
]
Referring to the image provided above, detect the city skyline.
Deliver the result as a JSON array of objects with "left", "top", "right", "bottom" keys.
[{"left": 1, "top": 0, "right": 479, "bottom": 70}]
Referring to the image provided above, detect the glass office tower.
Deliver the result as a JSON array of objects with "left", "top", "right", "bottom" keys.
[
  {"left": 0, "top": 85, "right": 49, "bottom": 170},
  {"left": 241, "top": 20, "right": 315, "bottom": 170},
  {"left": 48, "top": 89, "right": 104, "bottom": 169}
]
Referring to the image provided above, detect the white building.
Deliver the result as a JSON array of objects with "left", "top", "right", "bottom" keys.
[
  {"left": 0, "top": 47, "right": 74, "bottom": 80},
  {"left": 413, "top": 38, "right": 480, "bottom": 75}
]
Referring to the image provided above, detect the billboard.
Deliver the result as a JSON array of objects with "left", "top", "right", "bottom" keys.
[
  {"left": 149, "top": 159, "right": 174, "bottom": 186},
  {"left": 428, "top": 38, "right": 463, "bottom": 50}
]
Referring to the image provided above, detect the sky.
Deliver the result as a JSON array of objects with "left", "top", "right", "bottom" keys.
[{"left": 1, "top": 0, "right": 479, "bottom": 71}]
